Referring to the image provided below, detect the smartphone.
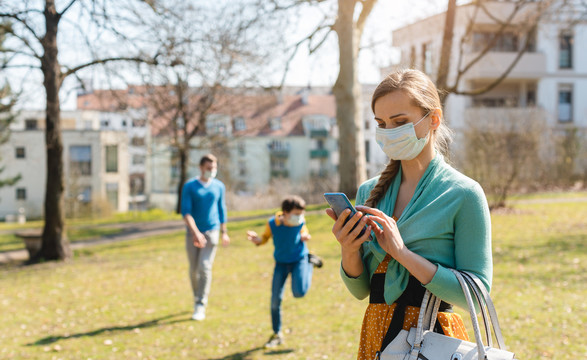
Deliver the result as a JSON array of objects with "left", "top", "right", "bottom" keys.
[{"left": 323, "top": 192, "right": 369, "bottom": 238}]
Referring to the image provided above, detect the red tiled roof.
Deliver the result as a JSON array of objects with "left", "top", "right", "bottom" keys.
[{"left": 77, "top": 87, "right": 336, "bottom": 137}]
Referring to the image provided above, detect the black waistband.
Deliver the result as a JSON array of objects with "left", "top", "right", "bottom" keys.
[
  {"left": 372, "top": 273, "right": 453, "bottom": 353},
  {"left": 369, "top": 273, "right": 452, "bottom": 311}
]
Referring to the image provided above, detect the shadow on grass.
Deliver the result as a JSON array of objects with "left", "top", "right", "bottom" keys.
[
  {"left": 26, "top": 311, "right": 190, "bottom": 346},
  {"left": 207, "top": 347, "right": 294, "bottom": 360}
]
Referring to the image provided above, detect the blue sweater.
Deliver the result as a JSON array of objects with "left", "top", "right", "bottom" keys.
[
  {"left": 180, "top": 178, "right": 227, "bottom": 233},
  {"left": 268, "top": 215, "right": 308, "bottom": 263},
  {"left": 340, "top": 154, "right": 492, "bottom": 310}
]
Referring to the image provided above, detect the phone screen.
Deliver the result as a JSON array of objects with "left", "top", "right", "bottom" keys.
[{"left": 324, "top": 192, "right": 368, "bottom": 238}]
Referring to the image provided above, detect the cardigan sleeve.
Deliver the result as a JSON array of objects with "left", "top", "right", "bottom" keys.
[
  {"left": 338, "top": 181, "right": 373, "bottom": 300},
  {"left": 424, "top": 182, "right": 493, "bottom": 310}
]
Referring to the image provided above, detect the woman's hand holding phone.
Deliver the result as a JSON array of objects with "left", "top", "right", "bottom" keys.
[{"left": 326, "top": 207, "right": 372, "bottom": 277}]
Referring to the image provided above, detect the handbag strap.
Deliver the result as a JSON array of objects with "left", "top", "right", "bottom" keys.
[
  {"left": 460, "top": 271, "right": 508, "bottom": 350},
  {"left": 460, "top": 272, "right": 492, "bottom": 347},
  {"left": 410, "top": 270, "right": 509, "bottom": 360},
  {"left": 450, "top": 269, "right": 487, "bottom": 360}
]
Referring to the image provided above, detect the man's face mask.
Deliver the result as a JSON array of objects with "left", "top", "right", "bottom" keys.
[
  {"left": 203, "top": 169, "right": 217, "bottom": 179},
  {"left": 375, "top": 111, "right": 431, "bottom": 160}
]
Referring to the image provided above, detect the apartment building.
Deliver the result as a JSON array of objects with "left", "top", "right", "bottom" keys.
[
  {"left": 388, "top": 1, "right": 587, "bottom": 173},
  {"left": 0, "top": 111, "right": 129, "bottom": 219},
  {"left": 146, "top": 92, "right": 340, "bottom": 208}
]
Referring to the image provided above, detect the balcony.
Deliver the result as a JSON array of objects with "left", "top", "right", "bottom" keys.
[
  {"left": 462, "top": 52, "right": 546, "bottom": 80},
  {"left": 269, "top": 148, "right": 289, "bottom": 158},
  {"left": 310, "top": 129, "right": 328, "bottom": 138},
  {"left": 310, "top": 149, "right": 329, "bottom": 159},
  {"left": 270, "top": 169, "right": 289, "bottom": 178}
]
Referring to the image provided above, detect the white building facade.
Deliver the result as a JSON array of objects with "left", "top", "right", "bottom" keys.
[
  {"left": 0, "top": 111, "right": 130, "bottom": 219},
  {"left": 389, "top": 1, "right": 587, "bottom": 173}
]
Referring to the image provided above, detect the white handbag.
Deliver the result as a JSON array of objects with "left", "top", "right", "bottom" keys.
[{"left": 377, "top": 270, "right": 516, "bottom": 360}]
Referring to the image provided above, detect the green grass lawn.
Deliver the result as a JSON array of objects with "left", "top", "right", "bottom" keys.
[{"left": 1, "top": 198, "right": 586, "bottom": 359}]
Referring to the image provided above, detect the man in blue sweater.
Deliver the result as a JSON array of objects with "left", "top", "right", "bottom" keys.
[{"left": 181, "top": 154, "right": 230, "bottom": 321}]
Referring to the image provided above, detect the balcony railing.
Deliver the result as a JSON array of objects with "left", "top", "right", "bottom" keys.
[
  {"left": 269, "top": 148, "right": 289, "bottom": 158},
  {"left": 310, "top": 149, "right": 329, "bottom": 158},
  {"left": 310, "top": 129, "right": 328, "bottom": 138},
  {"left": 270, "top": 169, "right": 289, "bottom": 178},
  {"left": 462, "top": 52, "right": 546, "bottom": 79}
]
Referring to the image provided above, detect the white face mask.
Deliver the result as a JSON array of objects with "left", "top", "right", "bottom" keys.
[
  {"left": 375, "top": 111, "right": 431, "bottom": 160},
  {"left": 203, "top": 169, "right": 217, "bottom": 180},
  {"left": 287, "top": 214, "right": 304, "bottom": 226}
]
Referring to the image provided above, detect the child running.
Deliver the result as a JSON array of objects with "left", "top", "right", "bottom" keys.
[{"left": 246, "top": 195, "right": 323, "bottom": 348}]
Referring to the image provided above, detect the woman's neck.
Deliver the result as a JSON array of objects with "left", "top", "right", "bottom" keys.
[{"left": 400, "top": 145, "right": 435, "bottom": 185}]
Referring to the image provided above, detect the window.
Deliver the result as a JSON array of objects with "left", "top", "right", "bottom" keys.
[
  {"left": 237, "top": 141, "right": 246, "bottom": 156},
  {"left": 15, "top": 147, "right": 25, "bottom": 159},
  {"left": 106, "top": 183, "right": 119, "bottom": 210},
  {"left": 70, "top": 145, "right": 92, "bottom": 175},
  {"left": 365, "top": 140, "right": 370, "bottom": 163},
  {"left": 558, "top": 85, "right": 573, "bottom": 122},
  {"left": 270, "top": 117, "right": 281, "bottom": 131},
  {"left": 132, "top": 119, "right": 146, "bottom": 127},
  {"left": 131, "top": 137, "right": 145, "bottom": 146},
  {"left": 25, "top": 119, "right": 38, "bottom": 130},
  {"left": 421, "top": 43, "right": 433, "bottom": 74},
  {"left": 16, "top": 188, "right": 26, "bottom": 200},
  {"left": 130, "top": 175, "right": 145, "bottom": 195},
  {"left": 234, "top": 117, "right": 246, "bottom": 131},
  {"left": 472, "top": 32, "right": 518, "bottom": 52},
  {"left": 100, "top": 120, "right": 110, "bottom": 128},
  {"left": 268, "top": 140, "right": 288, "bottom": 151},
  {"left": 121, "top": 120, "right": 127, "bottom": 127},
  {"left": 559, "top": 32, "right": 573, "bottom": 69},
  {"left": 409, "top": 46, "right": 416, "bottom": 68},
  {"left": 316, "top": 139, "right": 325, "bottom": 150},
  {"left": 105, "top": 145, "right": 118, "bottom": 173},
  {"left": 238, "top": 162, "right": 247, "bottom": 177},
  {"left": 78, "top": 186, "right": 92, "bottom": 203},
  {"left": 132, "top": 154, "right": 146, "bottom": 165}
]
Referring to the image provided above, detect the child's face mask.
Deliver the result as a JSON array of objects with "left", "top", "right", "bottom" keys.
[{"left": 287, "top": 214, "right": 304, "bottom": 226}]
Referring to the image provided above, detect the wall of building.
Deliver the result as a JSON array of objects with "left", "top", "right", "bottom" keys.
[{"left": 0, "top": 130, "right": 129, "bottom": 219}]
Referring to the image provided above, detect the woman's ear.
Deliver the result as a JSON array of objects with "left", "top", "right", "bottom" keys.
[{"left": 429, "top": 108, "right": 442, "bottom": 130}]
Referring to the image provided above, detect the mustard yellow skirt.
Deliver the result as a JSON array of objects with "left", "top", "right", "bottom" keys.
[{"left": 356, "top": 302, "right": 469, "bottom": 360}]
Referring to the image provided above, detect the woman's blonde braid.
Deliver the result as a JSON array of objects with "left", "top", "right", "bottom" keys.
[{"left": 364, "top": 160, "right": 400, "bottom": 208}]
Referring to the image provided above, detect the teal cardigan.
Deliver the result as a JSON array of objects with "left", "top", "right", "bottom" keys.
[{"left": 340, "top": 154, "right": 492, "bottom": 310}]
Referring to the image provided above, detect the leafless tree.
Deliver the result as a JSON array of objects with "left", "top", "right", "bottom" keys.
[
  {"left": 462, "top": 107, "right": 547, "bottom": 209},
  {"left": 136, "top": 1, "right": 285, "bottom": 213},
  {"left": 0, "top": 0, "right": 158, "bottom": 262},
  {"left": 272, "top": 0, "right": 376, "bottom": 196}
]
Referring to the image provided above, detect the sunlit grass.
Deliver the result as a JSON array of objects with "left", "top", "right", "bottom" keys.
[{"left": 0, "top": 197, "right": 586, "bottom": 359}]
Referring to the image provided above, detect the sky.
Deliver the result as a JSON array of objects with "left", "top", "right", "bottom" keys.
[
  {"left": 280, "top": 0, "right": 448, "bottom": 87},
  {"left": 3, "top": 0, "right": 450, "bottom": 110}
]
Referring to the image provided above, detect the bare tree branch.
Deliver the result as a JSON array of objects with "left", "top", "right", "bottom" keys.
[
  {"left": 451, "top": 22, "right": 538, "bottom": 96},
  {"left": 453, "top": 0, "right": 525, "bottom": 87},
  {"left": 59, "top": 0, "right": 79, "bottom": 16},
  {"left": 0, "top": 19, "right": 42, "bottom": 58},
  {"left": 0, "top": 12, "right": 42, "bottom": 41},
  {"left": 356, "top": 0, "right": 377, "bottom": 34},
  {"left": 61, "top": 56, "right": 156, "bottom": 80}
]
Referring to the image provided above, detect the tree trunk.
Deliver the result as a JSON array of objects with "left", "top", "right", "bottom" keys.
[
  {"left": 34, "top": 0, "right": 71, "bottom": 261},
  {"left": 332, "top": 0, "right": 367, "bottom": 197},
  {"left": 437, "top": 0, "right": 457, "bottom": 106},
  {"left": 175, "top": 146, "right": 189, "bottom": 214}
]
